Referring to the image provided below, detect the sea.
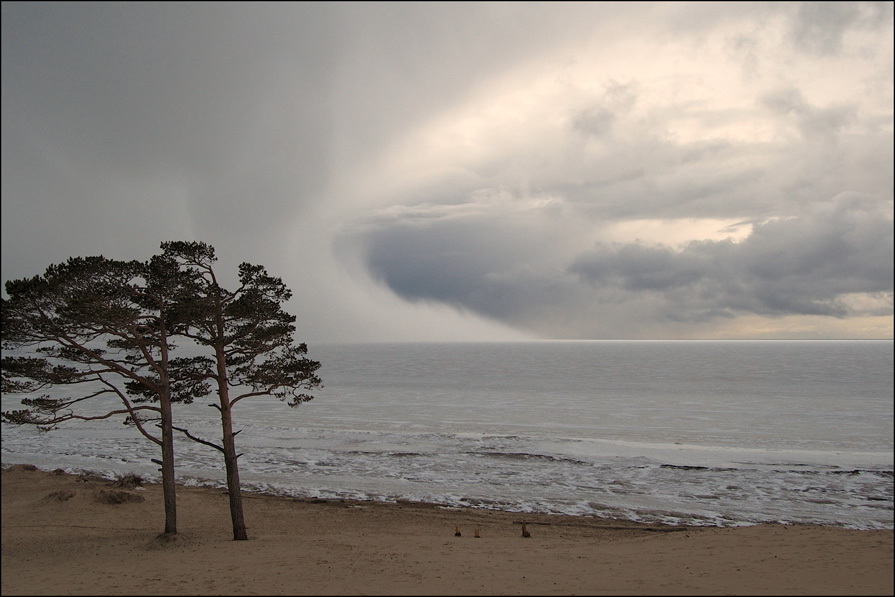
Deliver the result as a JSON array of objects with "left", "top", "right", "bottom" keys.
[{"left": 2, "top": 340, "right": 892, "bottom": 530}]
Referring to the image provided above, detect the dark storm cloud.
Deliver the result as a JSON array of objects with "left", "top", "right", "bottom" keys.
[
  {"left": 354, "top": 192, "right": 892, "bottom": 336},
  {"left": 572, "top": 193, "right": 893, "bottom": 319},
  {"left": 360, "top": 214, "right": 541, "bottom": 322}
]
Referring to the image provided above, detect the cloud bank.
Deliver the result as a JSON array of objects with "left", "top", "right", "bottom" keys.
[{"left": 3, "top": 2, "right": 892, "bottom": 341}]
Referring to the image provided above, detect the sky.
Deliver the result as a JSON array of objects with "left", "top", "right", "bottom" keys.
[{"left": 2, "top": 2, "right": 893, "bottom": 343}]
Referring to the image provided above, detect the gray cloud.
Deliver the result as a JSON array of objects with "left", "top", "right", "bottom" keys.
[
  {"left": 1, "top": 2, "right": 619, "bottom": 268},
  {"left": 3, "top": 2, "right": 892, "bottom": 341},
  {"left": 789, "top": 1, "right": 891, "bottom": 56},
  {"left": 760, "top": 87, "right": 858, "bottom": 141},
  {"left": 572, "top": 193, "right": 893, "bottom": 318},
  {"left": 348, "top": 192, "right": 892, "bottom": 338},
  {"left": 1, "top": 3, "right": 342, "bottom": 256}
]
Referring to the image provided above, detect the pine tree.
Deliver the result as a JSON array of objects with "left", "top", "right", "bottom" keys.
[
  {"left": 157, "top": 241, "right": 322, "bottom": 540},
  {"left": 1, "top": 256, "right": 205, "bottom": 535}
]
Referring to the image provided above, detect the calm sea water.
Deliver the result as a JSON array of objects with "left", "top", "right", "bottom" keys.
[{"left": 2, "top": 340, "right": 892, "bottom": 529}]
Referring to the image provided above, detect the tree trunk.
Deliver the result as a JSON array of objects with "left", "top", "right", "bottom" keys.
[
  {"left": 220, "top": 403, "right": 248, "bottom": 540},
  {"left": 159, "top": 397, "right": 177, "bottom": 535},
  {"left": 214, "top": 348, "right": 248, "bottom": 541}
]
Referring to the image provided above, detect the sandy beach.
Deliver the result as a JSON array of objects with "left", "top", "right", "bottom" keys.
[{"left": 1, "top": 463, "right": 892, "bottom": 596}]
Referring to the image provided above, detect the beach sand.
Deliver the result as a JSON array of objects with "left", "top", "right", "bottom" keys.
[{"left": 1, "top": 463, "right": 892, "bottom": 596}]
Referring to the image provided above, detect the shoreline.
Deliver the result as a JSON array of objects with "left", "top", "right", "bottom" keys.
[
  {"left": 4, "top": 455, "right": 890, "bottom": 532},
  {"left": 2, "top": 463, "right": 893, "bottom": 595}
]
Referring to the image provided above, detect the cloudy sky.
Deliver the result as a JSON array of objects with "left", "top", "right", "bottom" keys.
[{"left": 2, "top": 2, "right": 892, "bottom": 342}]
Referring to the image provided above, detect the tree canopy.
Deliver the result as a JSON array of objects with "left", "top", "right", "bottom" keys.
[
  {"left": 2, "top": 242, "right": 323, "bottom": 540},
  {"left": 1, "top": 255, "right": 194, "bottom": 534}
]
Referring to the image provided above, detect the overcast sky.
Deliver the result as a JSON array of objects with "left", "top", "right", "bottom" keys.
[{"left": 2, "top": 2, "right": 892, "bottom": 342}]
